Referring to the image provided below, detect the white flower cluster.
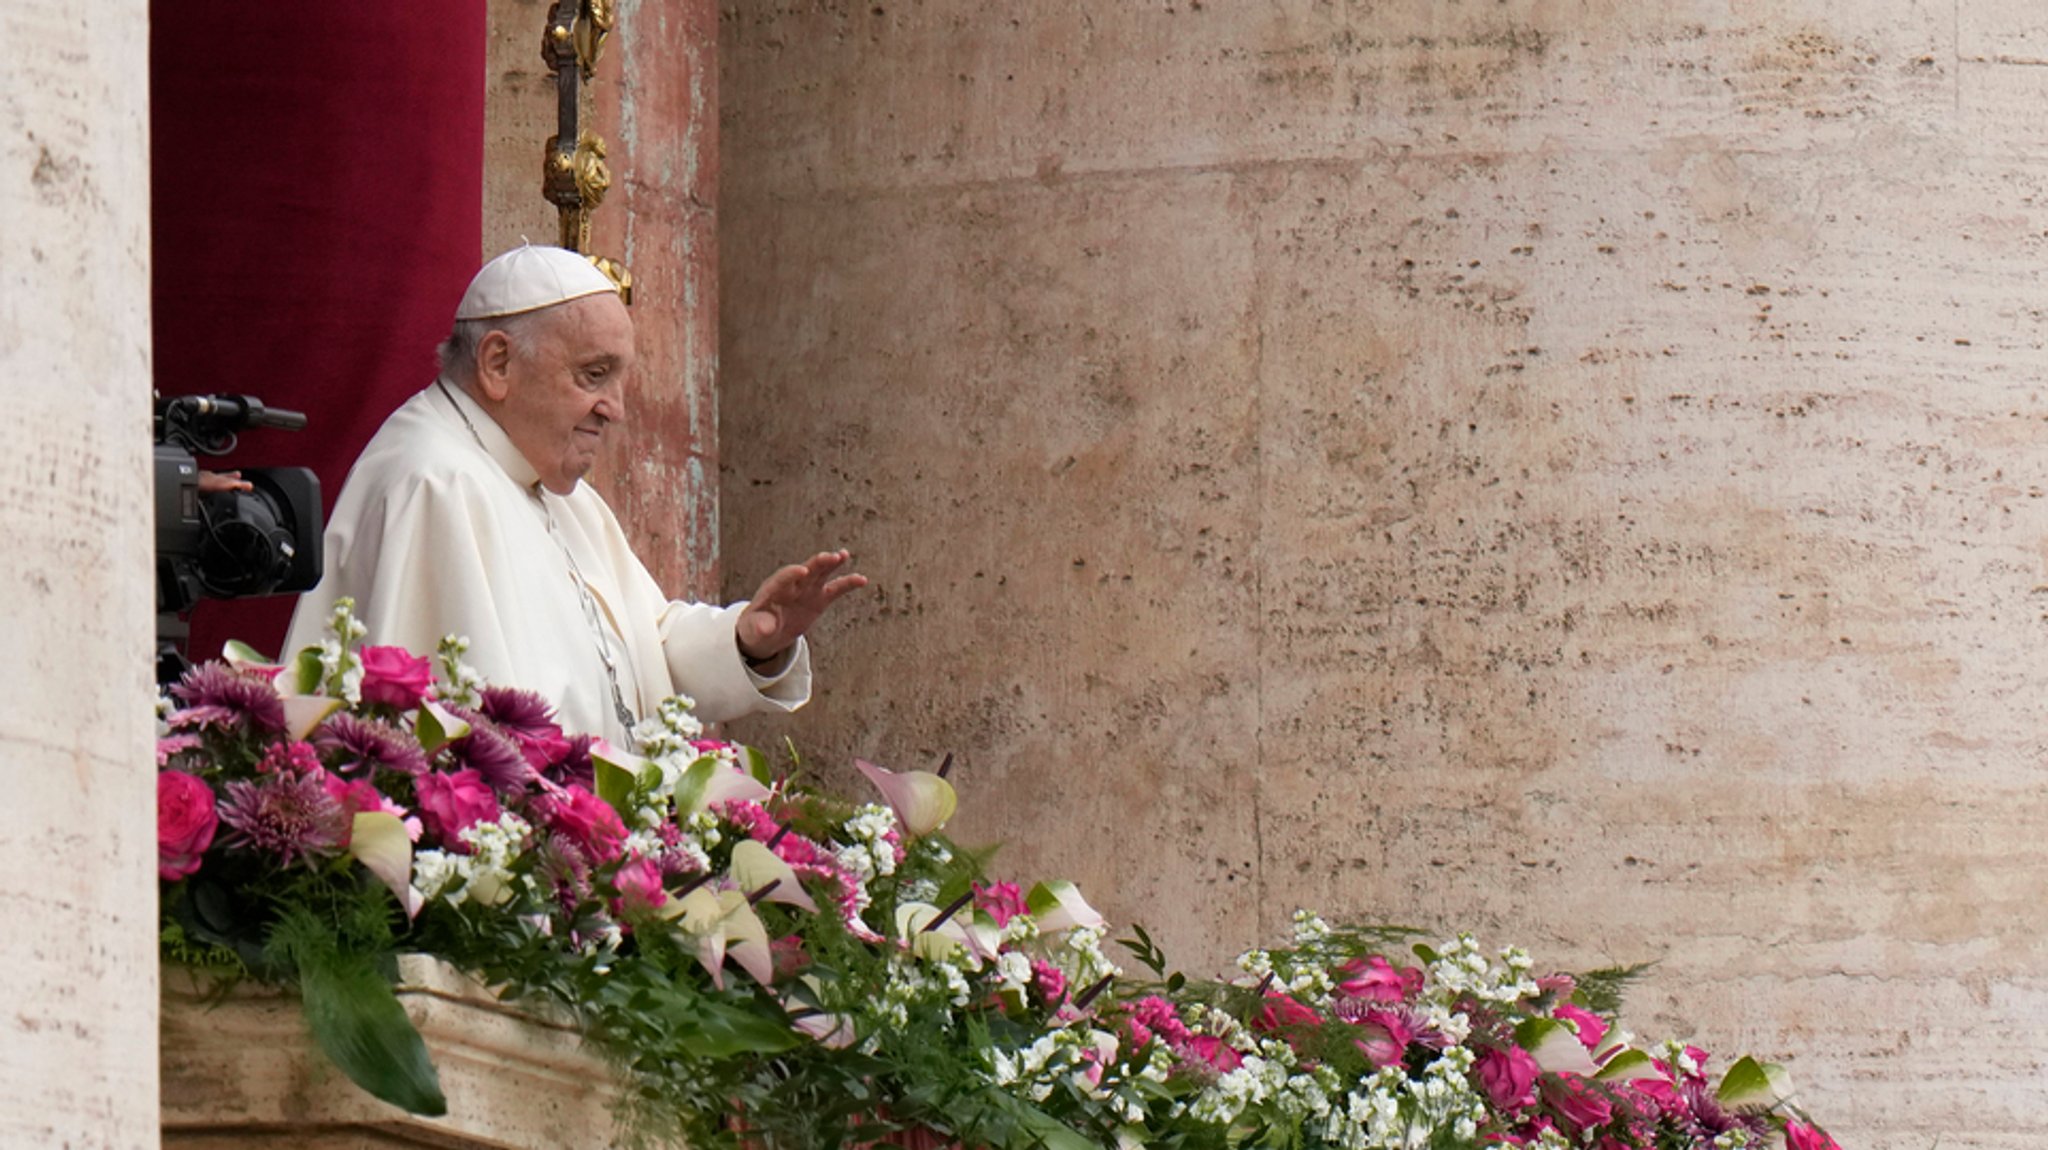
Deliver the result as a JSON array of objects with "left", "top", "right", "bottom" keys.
[
  {"left": 434, "top": 634, "right": 483, "bottom": 708},
  {"left": 412, "top": 812, "right": 532, "bottom": 908},
  {"left": 631, "top": 694, "right": 705, "bottom": 761},
  {"left": 1061, "top": 925, "right": 1122, "bottom": 987},
  {"left": 1423, "top": 933, "right": 1539, "bottom": 1007},
  {"left": 1322, "top": 1049, "right": 1486, "bottom": 1150},
  {"left": 835, "top": 804, "right": 899, "bottom": 882},
  {"left": 319, "top": 599, "right": 368, "bottom": 701}
]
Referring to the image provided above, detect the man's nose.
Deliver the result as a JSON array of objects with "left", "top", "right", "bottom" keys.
[{"left": 594, "top": 387, "right": 625, "bottom": 426}]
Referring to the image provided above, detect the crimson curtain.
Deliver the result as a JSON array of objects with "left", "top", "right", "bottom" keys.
[{"left": 152, "top": 3, "right": 485, "bottom": 662}]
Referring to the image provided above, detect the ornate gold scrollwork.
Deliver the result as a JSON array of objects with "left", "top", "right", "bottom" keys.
[
  {"left": 575, "top": 0, "right": 614, "bottom": 78},
  {"left": 538, "top": 0, "right": 629, "bottom": 296}
]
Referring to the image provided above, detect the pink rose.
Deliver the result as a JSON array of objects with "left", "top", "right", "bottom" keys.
[
  {"left": 1553, "top": 1002, "right": 1610, "bottom": 1051},
  {"left": 1543, "top": 1073, "right": 1614, "bottom": 1133},
  {"left": 1475, "top": 1046, "right": 1540, "bottom": 1111},
  {"left": 612, "top": 855, "right": 667, "bottom": 913},
  {"left": 158, "top": 770, "right": 219, "bottom": 881},
  {"left": 1785, "top": 1121, "right": 1843, "bottom": 1150},
  {"left": 1337, "top": 954, "right": 1424, "bottom": 1003},
  {"left": 413, "top": 769, "right": 502, "bottom": 849},
  {"left": 358, "top": 645, "right": 434, "bottom": 709},
  {"left": 534, "top": 785, "right": 627, "bottom": 862},
  {"left": 1352, "top": 1008, "right": 1417, "bottom": 1067}
]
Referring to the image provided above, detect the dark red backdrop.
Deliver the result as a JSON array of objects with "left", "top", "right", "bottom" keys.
[{"left": 152, "top": 4, "right": 485, "bottom": 662}]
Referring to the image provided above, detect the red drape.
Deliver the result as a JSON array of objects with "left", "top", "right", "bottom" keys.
[{"left": 152, "top": 3, "right": 485, "bottom": 663}]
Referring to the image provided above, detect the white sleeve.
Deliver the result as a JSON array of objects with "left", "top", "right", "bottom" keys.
[{"left": 654, "top": 599, "right": 812, "bottom": 724}]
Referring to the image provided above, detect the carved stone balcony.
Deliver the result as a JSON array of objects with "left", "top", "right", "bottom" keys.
[{"left": 161, "top": 956, "right": 622, "bottom": 1149}]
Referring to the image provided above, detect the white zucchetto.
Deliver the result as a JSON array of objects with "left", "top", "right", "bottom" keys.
[{"left": 454, "top": 243, "right": 619, "bottom": 321}]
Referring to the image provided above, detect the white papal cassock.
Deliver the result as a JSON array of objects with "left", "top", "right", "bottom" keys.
[{"left": 282, "top": 379, "right": 808, "bottom": 742}]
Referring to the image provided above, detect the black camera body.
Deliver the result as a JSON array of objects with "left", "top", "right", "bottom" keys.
[{"left": 154, "top": 393, "right": 323, "bottom": 680}]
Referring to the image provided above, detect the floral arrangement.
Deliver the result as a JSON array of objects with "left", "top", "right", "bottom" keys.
[{"left": 158, "top": 602, "right": 1845, "bottom": 1150}]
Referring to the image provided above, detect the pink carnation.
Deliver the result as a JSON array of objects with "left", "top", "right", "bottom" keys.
[
  {"left": 612, "top": 855, "right": 667, "bottom": 913},
  {"left": 1180, "top": 1034, "right": 1242, "bottom": 1073},
  {"left": 974, "top": 881, "right": 1028, "bottom": 927},
  {"left": 157, "top": 770, "right": 219, "bottom": 881},
  {"left": 413, "top": 768, "right": 502, "bottom": 849},
  {"left": 534, "top": 785, "right": 627, "bottom": 862},
  {"left": 357, "top": 645, "right": 434, "bottom": 709}
]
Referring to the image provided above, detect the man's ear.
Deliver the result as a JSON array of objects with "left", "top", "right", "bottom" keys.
[{"left": 475, "top": 329, "right": 515, "bottom": 402}]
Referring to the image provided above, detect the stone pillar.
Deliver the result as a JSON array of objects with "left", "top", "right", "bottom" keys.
[{"left": 0, "top": 3, "right": 158, "bottom": 1149}]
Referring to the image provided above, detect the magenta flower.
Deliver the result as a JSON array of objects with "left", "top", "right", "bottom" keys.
[
  {"left": 1336, "top": 954, "right": 1423, "bottom": 1003},
  {"left": 1543, "top": 1073, "right": 1615, "bottom": 1133},
  {"left": 1351, "top": 1008, "right": 1417, "bottom": 1067},
  {"left": 1553, "top": 1002, "right": 1610, "bottom": 1052},
  {"left": 1030, "top": 958, "right": 1067, "bottom": 1005},
  {"left": 168, "top": 663, "right": 287, "bottom": 735},
  {"left": 414, "top": 768, "right": 502, "bottom": 849},
  {"left": 156, "top": 733, "right": 203, "bottom": 766},
  {"left": 973, "top": 881, "right": 1028, "bottom": 927},
  {"left": 256, "top": 739, "right": 322, "bottom": 775},
  {"left": 1180, "top": 1034, "right": 1242, "bottom": 1074},
  {"left": 157, "top": 770, "right": 219, "bottom": 881},
  {"left": 1126, "top": 995, "right": 1193, "bottom": 1048},
  {"left": 532, "top": 785, "right": 627, "bottom": 863},
  {"left": 315, "top": 713, "right": 427, "bottom": 776},
  {"left": 541, "top": 732, "right": 596, "bottom": 790},
  {"left": 1252, "top": 992, "right": 1322, "bottom": 1036},
  {"left": 444, "top": 715, "right": 534, "bottom": 793},
  {"left": 612, "top": 855, "right": 667, "bottom": 913},
  {"left": 1786, "top": 1120, "right": 1843, "bottom": 1150},
  {"left": 1476, "top": 1046, "right": 1540, "bottom": 1111},
  {"left": 358, "top": 645, "right": 434, "bottom": 709},
  {"left": 217, "top": 771, "right": 347, "bottom": 868},
  {"left": 478, "top": 686, "right": 573, "bottom": 769}
]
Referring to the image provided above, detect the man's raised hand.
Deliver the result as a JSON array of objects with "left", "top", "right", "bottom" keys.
[{"left": 736, "top": 550, "right": 869, "bottom": 663}]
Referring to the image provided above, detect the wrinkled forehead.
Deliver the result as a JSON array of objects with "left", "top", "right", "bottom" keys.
[{"left": 526, "top": 293, "right": 637, "bottom": 362}]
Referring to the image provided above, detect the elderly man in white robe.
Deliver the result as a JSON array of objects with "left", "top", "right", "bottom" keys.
[{"left": 283, "top": 245, "right": 864, "bottom": 742}]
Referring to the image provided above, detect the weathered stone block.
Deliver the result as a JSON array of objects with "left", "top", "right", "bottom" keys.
[{"left": 161, "top": 958, "right": 621, "bottom": 1150}]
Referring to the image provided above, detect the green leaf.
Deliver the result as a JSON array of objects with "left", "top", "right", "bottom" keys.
[
  {"left": 290, "top": 648, "right": 326, "bottom": 695},
  {"left": 297, "top": 952, "right": 446, "bottom": 1116},
  {"left": 414, "top": 700, "right": 470, "bottom": 756},
  {"left": 594, "top": 758, "right": 639, "bottom": 815},
  {"left": 673, "top": 999, "right": 802, "bottom": 1059},
  {"left": 1717, "top": 1055, "right": 1792, "bottom": 1110}
]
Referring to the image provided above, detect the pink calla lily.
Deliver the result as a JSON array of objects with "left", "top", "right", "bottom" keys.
[
  {"left": 730, "top": 839, "right": 819, "bottom": 913},
  {"left": 854, "top": 758, "right": 956, "bottom": 837},
  {"left": 348, "top": 811, "right": 423, "bottom": 920}
]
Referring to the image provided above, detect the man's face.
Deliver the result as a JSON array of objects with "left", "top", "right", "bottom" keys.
[{"left": 491, "top": 293, "right": 636, "bottom": 495}]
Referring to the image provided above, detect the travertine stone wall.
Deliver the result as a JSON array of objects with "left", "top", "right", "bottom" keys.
[
  {"left": 0, "top": 2, "right": 158, "bottom": 1147},
  {"left": 720, "top": 2, "right": 2048, "bottom": 1145}
]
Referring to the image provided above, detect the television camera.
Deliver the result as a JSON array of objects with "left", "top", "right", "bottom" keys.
[{"left": 154, "top": 393, "right": 322, "bottom": 683}]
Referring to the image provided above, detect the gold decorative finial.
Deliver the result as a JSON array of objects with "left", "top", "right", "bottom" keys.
[{"left": 537, "top": 0, "right": 630, "bottom": 297}]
